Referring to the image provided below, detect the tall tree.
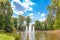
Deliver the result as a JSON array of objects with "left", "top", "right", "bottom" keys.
[
  {"left": 14, "top": 18, "right": 17, "bottom": 29},
  {"left": 43, "top": 21, "right": 48, "bottom": 30},
  {"left": 25, "top": 16, "right": 31, "bottom": 27},
  {"left": 46, "top": 12, "right": 54, "bottom": 30},
  {"left": 11, "top": 17, "right": 17, "bottom": 29},
  {"left": 47, "top": 0, "right": 60, "bottom": 29},
  {"left": 34, "top": 20, "right": 42, "bottom": 30},
  {"left": 18, "top": 15, "right": 25, "bottom": 30},
  {"left": 51, "top": 0, "right": 60, "bottom": 29},
  {"left": 0, "top": 0, "right": 13, "bottom": 30}
]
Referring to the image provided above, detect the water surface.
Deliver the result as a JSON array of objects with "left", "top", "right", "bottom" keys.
[{"left": 20, "top": 31, "right": 60, "bottom": 40}]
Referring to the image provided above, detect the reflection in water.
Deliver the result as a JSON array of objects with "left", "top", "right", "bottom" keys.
[
  {"left": 35, "top": 31, "right": 45, "bottom": 40},
  {"left": 29, "top": 32, "right": 35, "bottom": 40},
  {"left": 20, "top": 31, "right": 60, "bottom": 40},
  {"left": 21, "top": 32, "right": 35, "bottom": 40},
  {"left": 20, "top": 32, "right": 27, "bottom": 40},
  {"left": 35, "top": 31, "right": 60, "bottom": 40}
]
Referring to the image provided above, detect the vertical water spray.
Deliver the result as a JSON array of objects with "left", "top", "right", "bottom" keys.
[
  {"left": 29, "top": 23, "right": 35, "bottom": 40},
  {"left": 26, "top": 26, "right": 28, "bottom": 32},
  {"left": 33, "top": 26, "right": 34, "bottom": 32},
  {"left": 29, "top": 23, "right": 32, "bottom": 32},
  {"left": 25, "top": 23, "right": 35, "bottom": 40}
]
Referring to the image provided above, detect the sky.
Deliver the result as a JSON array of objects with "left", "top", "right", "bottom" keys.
[{"left": 9, "top": 0, "right": 51, "bottom": 23}]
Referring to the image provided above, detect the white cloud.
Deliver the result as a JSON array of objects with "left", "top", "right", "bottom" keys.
[
  {"left": 29, "top": 13, "right": 34, "bottom": 16},
  {"left": 10, "top": 0, "right": 35, "bottom": 15},
  {"left": 14, "top": 11, "right": 24, "bottom": 15},
  {"left": 30, "top": 16, "right": 34, "bottom": 20},
  {"left": 39, "top": 18, "right": 46, "bottom": 22},
  {"left": 38, "top": 13, "right": 46, "bottom": 22},
  {"left": 11, "top": 0, "right": 24, "bottom": 15},
  {"left": 41, "top": 13, "right": 45, "bottom": 17}
]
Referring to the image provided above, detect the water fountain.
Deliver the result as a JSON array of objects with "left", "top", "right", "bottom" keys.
[
  {"left": 26, "top": 23, "right": 35, "bottom": 33},
  {"left": 21, "top": 23, "right": 35, "bottom": 40},
  {"left": 25, "top": 23, "right": 35, "bottom": 40},
  {"left": 29, "top": 23, "right": 35, "bottom": 40}
]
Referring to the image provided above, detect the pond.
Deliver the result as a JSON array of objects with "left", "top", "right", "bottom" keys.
[{"left": 20, "top": 31, "right": 60, "bottom": 40}]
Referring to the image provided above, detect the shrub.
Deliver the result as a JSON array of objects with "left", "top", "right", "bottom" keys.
[{"left": 5, "top": 26, "right": 13, "bottom": 33}]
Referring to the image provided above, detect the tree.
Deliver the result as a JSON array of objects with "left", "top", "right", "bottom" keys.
[
  {"left": 51, "top": 0, "right": 60, "bottom": 29},
  {"left": 11, "top": 17, "right": 17, "bottom": 29},
  {"left": 0, "top": 0, "right": 13, "bottom": 30},
  {"left": 43, "top": 21, "right": 48, "bottom": 30},
  {"left": 18, "top": 15, "right": 25, "bottom": 30},
  {"left": 54, "top": 9, "right": 60, "bottom": 29},
  {"left": 34, "top": 20, "right": 43, "bottom": 30},
  {"left": 14, "top": 18, "right": 17, "bottom": 29},
  {"left": 46, "top": 0, "right": 60, "bottom": 30},
  {"left": 25, "top": 16, "right": 31, "bottom": 27},
  {"left": 46, "top": 13, "right": 54, "bottom": 30}
]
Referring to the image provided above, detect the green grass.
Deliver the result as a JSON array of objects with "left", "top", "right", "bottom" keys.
[
  {"left": 0, "top": 34, "right": 15, "bottom": 40},
  {"left": 7, "top": 33, "right": 20, "bottom": 40},
  {"left": 0, "top": 32, "right": 20, "bottom": 40},
  {"left": 0, "top": 30, "right": 20, "bottom": 40}
]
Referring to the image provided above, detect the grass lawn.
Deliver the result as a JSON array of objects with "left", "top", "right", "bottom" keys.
[{"left": 0, "top": 34, "right": 15, "bottom": 40}]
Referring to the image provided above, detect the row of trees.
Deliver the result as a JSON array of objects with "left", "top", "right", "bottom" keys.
[{"left": 13, "top": 15, "right": 31, "bottom": 31}]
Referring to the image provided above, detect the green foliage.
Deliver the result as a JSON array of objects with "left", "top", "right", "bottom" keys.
[
  {"left": 52, "top": 0, "right": 60, "bottom": 7},
  {"left": 7, "top": 33, "right": 20, "bottom": 40},
  {"left": 47, "top": 0, "right": 60, "bottom": 30},
  {"left": 43, "top": 22, "right": 48, "bottom": 30},
  {"left": 54, "top": 9, "right": 60, "bottom": 29},
  {"left": 0, "top": 32, "right": 20, "bottom": 40},
  {"left": 18, "top": 15, "right": 25, "bottom": 30},
  {"left": 13, "top": 18, "right": 17, "bottom": 29},
  {"left": 25, "top": 16, "right": 31, "bottom": 27},
  {"left": 0, "top": 0, "right": 13, "bottom": 30},
  {"left": 46, "top": 12, "right": 54, "bottom": 30},
  {"left": 0, "top": 34, "right": 15, "bottom": 40},
  {"left": 34, "top": 20, "right": 43, "bottom": 30},
  {"left": 5, "top": 26, "right": 13, "bottom": 33}
]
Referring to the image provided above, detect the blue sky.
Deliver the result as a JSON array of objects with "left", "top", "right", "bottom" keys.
[{"left": 10, "top": 0, "right": 51, "bottom": 23}]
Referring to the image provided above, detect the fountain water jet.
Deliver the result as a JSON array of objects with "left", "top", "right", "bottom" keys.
[
  {"left": 29, "top": 23, "right": 32, "bottom": 32},
  {"left": 21, "top": 21, "right": 35, "bottom": 40},
  {"left": 26, "top": 23, "right": 35, "bottom": 33},
  {"left": 25, "top": 23, "right": 35, "bottom": 40}
]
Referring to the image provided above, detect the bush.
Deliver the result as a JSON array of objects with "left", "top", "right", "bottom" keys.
[{"left": 5, "top": 26, "right": 13, "bottom": 33}]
